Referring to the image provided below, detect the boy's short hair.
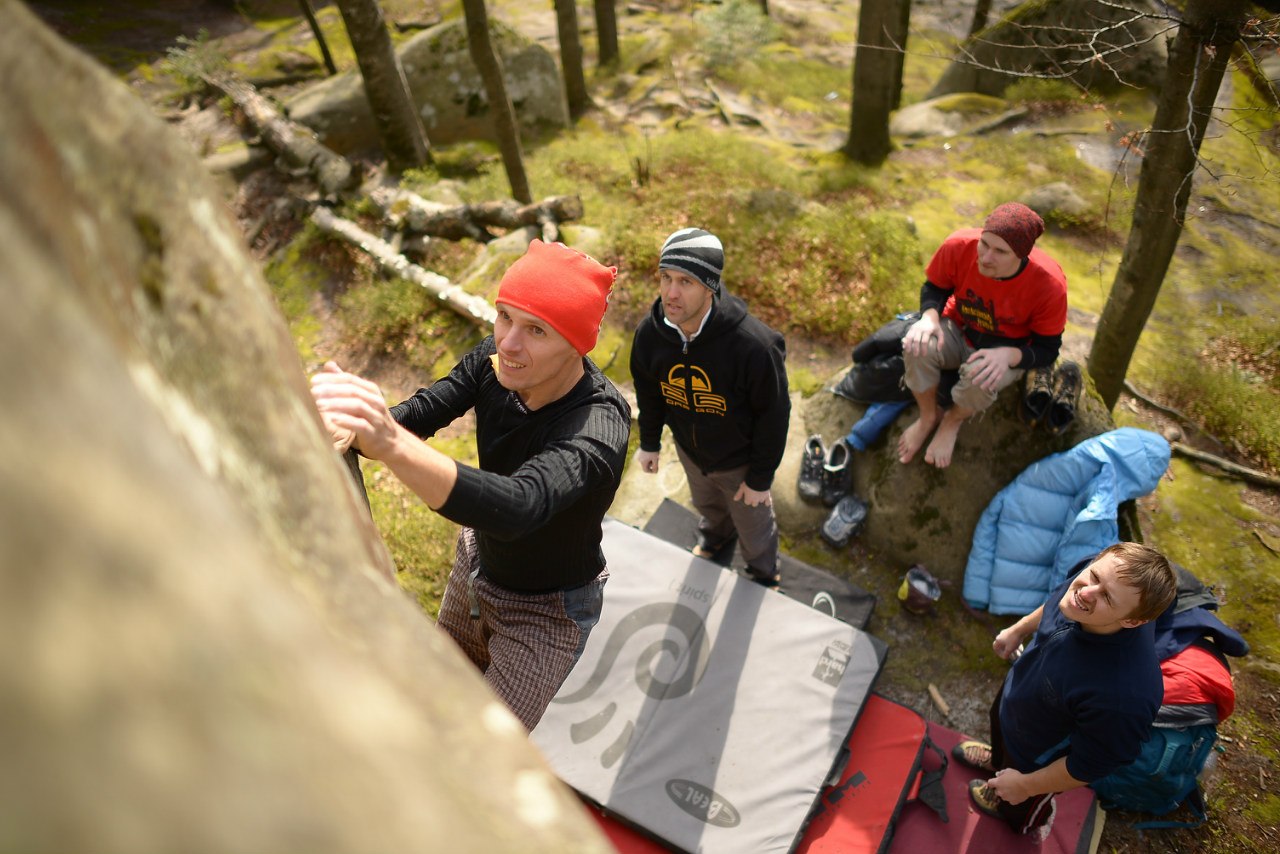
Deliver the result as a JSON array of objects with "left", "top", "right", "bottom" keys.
[{"left": 1100, "top": 542, "right": 1177, "bottom": 623}]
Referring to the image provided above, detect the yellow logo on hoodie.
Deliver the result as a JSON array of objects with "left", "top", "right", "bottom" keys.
[{"left": 660, "top": 365, "right": 727, "bottom": 414}]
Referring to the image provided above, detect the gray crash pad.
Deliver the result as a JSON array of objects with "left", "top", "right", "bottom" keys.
[{"left": 532, "top": 518, "right": 887, "bottom": 854}]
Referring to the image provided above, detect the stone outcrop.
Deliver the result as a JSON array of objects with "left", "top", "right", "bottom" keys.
[
  {"left": 0, "top": 4, "right": 609, "bottom": 852},
  {"left": 928, "top": 0, "right": 1169, "bottom": 99},
  {"left": 287, "top": 18, "right": 568, "bottom": 155},
  {"left": 787, "top": 366, "right": 1116, "bottom": 584}
]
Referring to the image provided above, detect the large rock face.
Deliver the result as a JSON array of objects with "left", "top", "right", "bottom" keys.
[
  {"left": 287, "top": 18, "right": 569, "bottom": 155},
  {"left": 928, "top": 0, "right": 1168, "bottom": 99},
  {"left": 0, "top": 5, "right": 608, "bottom": 853}
]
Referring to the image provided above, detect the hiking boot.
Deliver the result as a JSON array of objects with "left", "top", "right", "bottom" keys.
[
  {"left": 820, "top": 438, "right": 853, "bottom": 507},
  {"left": 952, "top": 740, "right": 995, "bottom": 772},
  {"left": 968, "top": 779, "right": 1004, "bottom": 820},
  {"left": 797, "top": 435, "right": 826, "bottom": 502},
  {"left": 1020, "top": 364, "right": 1055, "bottom": 427},
  {"left": 1046, "top": 360, "right": 1082, "bottom": 436},
  {"left": 821, "top": 494, "right": 868, "bottom": 548}
]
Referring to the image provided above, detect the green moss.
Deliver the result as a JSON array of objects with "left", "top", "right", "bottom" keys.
[
  {"left": 1244, "top": 795, "right": 1280, "bottom": 839},
  {"left": 788, "top": 365, "right": 825, "bottom": 398},
  {"left": 1122, "top": 453, "right": 1280, "bottom": 666},
  {"left": 1003, "top": 78, "right": 1082, "bottom": 105},
  {"left": 913, "top": 506, "right": 941, "bottom": 527},
  {"left": 928, "top": 93, "right": 1009, "bottom": 115},
  {"left": 261, "top": 226, "right": 334, "bottom": 368},
  {"left": 714, "top": 46, "right": 848, "bottom": 125},
  {"left": 363, "top": 462, "right": 457, "bottom": 618}
]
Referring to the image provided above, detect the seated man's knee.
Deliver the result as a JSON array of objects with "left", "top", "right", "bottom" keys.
[{"left": 953, "top": 364, "right": 999, "bottom": 412}]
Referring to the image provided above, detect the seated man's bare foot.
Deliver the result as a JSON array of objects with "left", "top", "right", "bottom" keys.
[
  {"left": 897, "top": 414, "right": 940, "bottom": 464},
  {"left": 924, "top": 418, "right": 962, "bottom": 469}
]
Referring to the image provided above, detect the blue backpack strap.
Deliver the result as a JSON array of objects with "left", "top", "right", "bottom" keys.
[{"left": 1131, "top": 785, "right": 1207, "bottom": 830}]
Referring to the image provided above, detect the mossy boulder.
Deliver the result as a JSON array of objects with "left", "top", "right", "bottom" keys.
[
  {"left": 787, "top": 365, "right": 1116, "bottom": 584},
  {"left": 287, "top": 18, "right": 568, "bottom": 155},
  {"left": 889, "top": 93, "right": 1010, "bottom": 138},
  {"left": 928, "top": 0, "right": 1169, "bottom": 99}
]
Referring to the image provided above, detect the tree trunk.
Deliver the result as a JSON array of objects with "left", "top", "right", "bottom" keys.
[
  {"left": 297, "top": 0, "right": 338, "bottom": 74},
  {"left": 594, "top": 0, "right": 619, "bottom": 67},
  {"left": 554, "top": 0, "right": 591, "bottom": 120},
  {"left": 370, "top": 187, "right": 584, "bottom": 243},
  {"left": 843, "top": 0, "right": 911, "bottom": 165},
  {"left": 203, "top": 70, "right": 358, "bottom": 196},
  {"left": 966, "top": 0, "right": 993, "bottom": 39},
  {"left": 310, "top": 207, "right": 498, "bottom": 328},
  {"left": 759, "top": 0, "right": 769, "bottom": 15},
  {"left": 460, "top": 0, "right": 533, "bottom": 203},
  {"left": 333, "top": 0, "right": 430, "bottom": 172},
  {"left": 1087, "top": 0, "right": 1245, "bottom": 409},
  {"left": 890, "top": 0, "right": 909, "bottom": 110}
]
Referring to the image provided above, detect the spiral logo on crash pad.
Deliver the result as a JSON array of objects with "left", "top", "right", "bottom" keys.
[{"left": 552, "top": 602, "right": 710, "bottom": 768}]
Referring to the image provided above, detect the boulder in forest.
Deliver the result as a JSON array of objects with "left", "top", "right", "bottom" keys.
[
  {"left": 0, "top": 5, "right": 610, "bottom": 853},
  {"left": 287, "top": 18, "right": 569, "bottom": 155},
  {"left": 889, "top": 93, "right": 1009, "bottom": 138},
  {"left": 774, "top": 365, "right": 1117, "bottom": 585},
  {"left": 928, "top": 0, "right": 1169, "bottom": 100}
]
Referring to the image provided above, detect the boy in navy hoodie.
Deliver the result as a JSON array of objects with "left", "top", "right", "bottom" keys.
[{"left": 954, "top": 542, "right": 1178, "bottom": 839}]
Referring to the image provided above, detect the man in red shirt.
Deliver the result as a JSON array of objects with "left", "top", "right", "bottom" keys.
[{"left": 897, "top": 203, "right": 1067, "bottom": 468}]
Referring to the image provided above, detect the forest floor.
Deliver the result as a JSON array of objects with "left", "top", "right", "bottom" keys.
[{"left": 29, "top": 1, "right": 1280, "bottom": 852}]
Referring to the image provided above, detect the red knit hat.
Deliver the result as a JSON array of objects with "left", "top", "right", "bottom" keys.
[
  {"left": 496, "top": 239, "right": 617, "bottom": 355},
  {"left": 983, "top": 202, "right": 1045, "bottom": 259}
]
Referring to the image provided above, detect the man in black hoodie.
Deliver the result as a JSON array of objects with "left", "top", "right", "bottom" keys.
[{"left": 630, "top": 228, "right": 790, "bottom": 585}]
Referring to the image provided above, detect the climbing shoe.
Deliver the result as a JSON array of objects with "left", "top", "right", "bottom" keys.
[
  {"left": 797, "top": 435, "right": 826, "bottom": 502},
  {"left": 1046, "top": 361, "right": 1082, "bottom": 436},
  {"left": 820, "top": 438, "right": 853, "bottom": 507},
  {"left": 952, "top": 740, "right": 995, "bottom": 772},
  {"left": 1020, "top": 364, "right": 1055, "bottom": 427},
  {"left": 820, "top": 494, "right": 868, "bottom": 548},
  {"left": 968, "top": 780, "right": 1004, "bottom": 820}
]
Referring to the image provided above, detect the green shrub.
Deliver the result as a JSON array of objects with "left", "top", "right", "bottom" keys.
[
  {"left": 160, "top": 29, "right": 226, "bottom": 96},
  {"left": 698, "top": 0, "right": 778, "bottom": 69}
]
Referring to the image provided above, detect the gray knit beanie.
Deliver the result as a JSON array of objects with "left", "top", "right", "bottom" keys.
[{"left": 659, "top": 228, "right": 724, "bottom": 296}]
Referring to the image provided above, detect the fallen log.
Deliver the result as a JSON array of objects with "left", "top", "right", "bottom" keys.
[
  {"left": 202, "top": 71, "right": 358, "bottom": 197},
  {"left": 1171, "top": 442, "right": 1280, "bottom": 490},
  {"left": 369, "top": 187, "right": 583, "bottom": 243},
  {"left": 1123, "top": 379, "right": 1279, "bottom": 488},
  {"left": 310, "top": 207, "right": 496, "bottom": 328}
]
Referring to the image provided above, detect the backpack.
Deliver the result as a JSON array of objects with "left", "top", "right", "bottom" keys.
[
  {"left": 1088, "top": 717, "right": 1218, "bottom": 828},
  {"left": 833, "top": 313, "right": 919, "bottom": 404}
]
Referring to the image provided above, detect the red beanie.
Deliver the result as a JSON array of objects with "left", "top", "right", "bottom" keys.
[
  {"left": 496, "top": 239, "right": 617, "bottom": 355},
  {"left": 983, "top": 202, "right": 1045, "bottom": 259}
]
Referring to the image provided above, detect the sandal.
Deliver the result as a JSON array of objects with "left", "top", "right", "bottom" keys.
[
  {"left": 692, "top": 531, "right": 736, "bottom": 561},
  {"left": 745, "top": 564, "right": 782, "bottom": 588}
]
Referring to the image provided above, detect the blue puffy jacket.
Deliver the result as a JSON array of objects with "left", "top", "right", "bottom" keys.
[{"left": 963, "top": 428, "right": 1171, "bottom": 615}]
